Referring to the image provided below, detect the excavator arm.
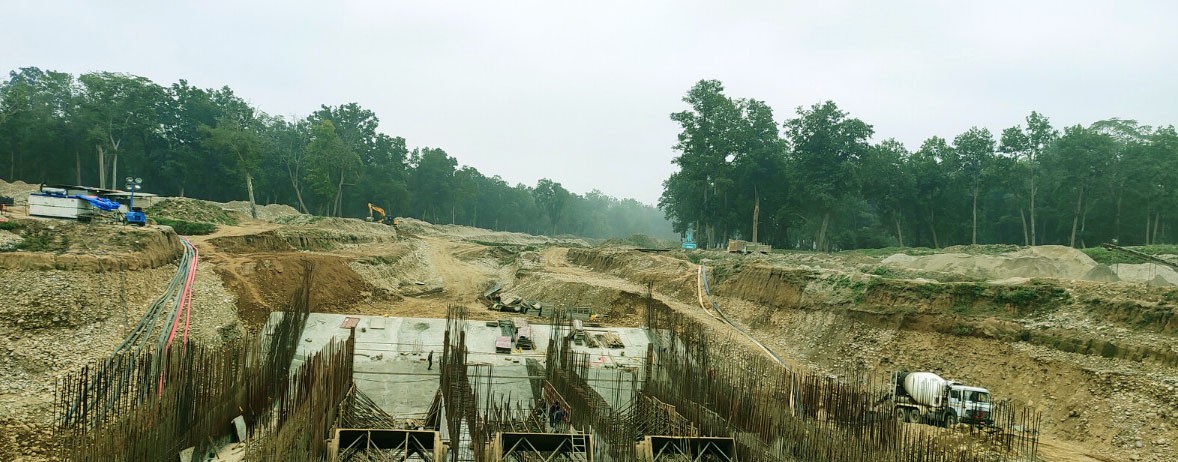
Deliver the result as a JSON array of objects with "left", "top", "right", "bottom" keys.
[{"left": 367, "top": 203, "right": 387, "bottom": 222}]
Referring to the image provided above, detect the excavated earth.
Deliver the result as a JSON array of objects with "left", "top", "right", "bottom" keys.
[{"left": 0, "top": 187, "right": 1175, "bottom": 461}]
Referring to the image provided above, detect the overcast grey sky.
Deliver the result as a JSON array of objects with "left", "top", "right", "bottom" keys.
[{"left": 4, "top": 1, "right": 1177, "bottom": 205}]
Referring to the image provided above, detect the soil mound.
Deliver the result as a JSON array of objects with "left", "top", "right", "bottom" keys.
[
  {"left": 396, "top": 217, "right": 589, "bottom": 247},
  {"left": 0, "top": 179, "right": 37, "bottom": 205},
  {"left": 1109, "top": 263, "right": 1178, "bottom": 286},
  {"left": 222, "top": 201, "right": 303, "bottom": 222},
  {"left": 0, "top": 219, "right": 184, "bottom": 271},
  {"left": 215, "top": 254, "right": 373, "bottom": 329},
  {"left": 882, "top": 245, "right": 1110, "bottom": 281},
  {"left": 147, "top": 198, "right": 241, "bottom": 225}
]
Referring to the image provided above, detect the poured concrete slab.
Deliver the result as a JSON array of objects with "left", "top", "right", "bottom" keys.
[{"left": 266, "top": 312, "right": 650, "bottom": 419}]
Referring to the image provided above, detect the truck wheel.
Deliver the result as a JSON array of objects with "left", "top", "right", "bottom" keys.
[
  {"left": 894, "top": 408, "right": 906, "bottom": 422},
  {"left": 943, "top": 412, "right": 958, "bottom": 427},
  {"left": 904, "top": 408, "right": 918, "bottom": 423}
]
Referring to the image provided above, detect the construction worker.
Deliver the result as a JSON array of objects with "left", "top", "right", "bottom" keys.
[{"left": 427, "top": 350, "right": 434, "bottom": 370}]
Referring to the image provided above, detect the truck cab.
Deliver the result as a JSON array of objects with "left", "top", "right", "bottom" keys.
[{"left": 946, "top": 383, "right": 992, "bottom": 426}]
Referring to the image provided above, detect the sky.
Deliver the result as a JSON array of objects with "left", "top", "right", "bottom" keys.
[{"left": 4, "top": 1, "right": 1177, "bottom": 205}]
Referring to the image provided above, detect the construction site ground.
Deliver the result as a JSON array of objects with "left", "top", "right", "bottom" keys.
[{"left": 1, "top": 181, "right": 1176, "bottom": 461}]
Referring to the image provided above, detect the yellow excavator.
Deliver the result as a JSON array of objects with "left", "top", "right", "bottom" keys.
[{"left": 367, "top": 203, "right": 397, "bottom": 226}]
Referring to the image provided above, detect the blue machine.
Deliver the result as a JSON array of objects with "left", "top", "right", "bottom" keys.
[
  {"left": 124, "top": 177, "right": 146, "bottom": 226},
  {"left": 124, "top": 207, "right": 146, "bottom": 226},
  {"left": 682, "top": 229, "right": 697, "bottom": 249}
]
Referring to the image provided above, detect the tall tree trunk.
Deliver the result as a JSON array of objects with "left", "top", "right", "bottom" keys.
[
  {"left": 1080, "top": 205, "right": 1089, "bottom": 248},
  {"left": 1030, "top": 157, "right": 1037, "bottom": 246},
  {"left": 96, "top": 145, "right": 106, "bottom": 189},
  {"left": 333, "top": 170, "right": 345, "bottom": 217},
  {"left": 287, "top": 165, "right": 309, "bottom": 214},
  {"left": 1114, "top": 193, "right": 1123, "bottom": 242},
  {"left": 895, "top": 216, "right": 904, "bottom": 248},
  {"left": 929, "top": 211, "right": 939, "bottom": 248},
  {"left": 817, "top": 211, "right": 831, "bottom": 251},
  {"left": 110, "top": 152, "right": 118, "bottom": 191},
  {"left": 971, "top": 186, "right": 978, "bottom": 245},
  {"left": 751, "top": 187, "right": 760, "bottom": 244},
  {"left": 1145, "top": 213, "right": 1151, "bottom": 245},
  {"left": 75, "top": 151, "right": 81, "bottom": 185},
  {"left": 1069, "top": 187, "right": 1084, "bottom": 248},
  {"left": 1153, "top": 212, "right": 1161, "bottom": 245},
  {"left": 1020, "top": 208, "right": 1029, "bottom": 246},
  {"left": 245, "top": 172, "right": 258, "bottom": 219}
]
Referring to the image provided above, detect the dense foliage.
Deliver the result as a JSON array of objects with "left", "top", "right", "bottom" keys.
[
  {"left": 661, "top": 80, "right": 1178, "bottom": 250},
  {"left": 0, "top": 68, "right": 674, "bottom": 240}
]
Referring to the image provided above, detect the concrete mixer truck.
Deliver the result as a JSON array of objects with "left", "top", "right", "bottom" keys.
[{"left": 892, "top": 370, "right": 993, "bottom": 427}]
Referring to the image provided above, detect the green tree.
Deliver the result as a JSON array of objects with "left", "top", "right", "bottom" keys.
[
  {"left": 911, "top": 137, "right": 954, "bottom": 248},
  {"left": 731, "top": 99, "right": 786, "bottom": 244},
  {"left": 200, "top": 118, "right": 263, "bottom": 218},
  {"left": 78, "top": 72, "right": 166, "bottom": 189},
  {"left": 783, "top": 101, "right": 873, "bottom": 251},
  {"left": 534, "top": 178, "right": 571, "bottom": 235},
  {"left": 408, "top": 147, "right": 457, "bottom": 222},
  {"left": 1042, "top": 125, "right": 1115, "bottom": 247},
  {"left": 306, "top": 120, "right": 361, "bottom": 216},
  {"left": 953, "top": 127, "right": 996, "bottom": 245},
  {"left": 1000, "top": 112, "right": 1057, "bottom": 245},
  {"left": 860, "top": 139, "right": 914, "bottom": 246},
  {"left": 660, "top": 80, "right": 742, "bottom": 248}
]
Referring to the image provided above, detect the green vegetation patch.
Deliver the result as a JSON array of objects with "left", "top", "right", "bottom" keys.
[
  {"left": 602, "top": 234, "right": 674, "bottom": 249},
  {"left": 154, "top": 217, "right": 217, "bottom": 235},
  {"left": 13, "top": 227, "right": 71, "bottom": 253},
  {"left": 839, "top": 246, "right": 941, "bottom": 258},
  {"left": 858, "top": 278, "right": 1069, "bottom": 316}
]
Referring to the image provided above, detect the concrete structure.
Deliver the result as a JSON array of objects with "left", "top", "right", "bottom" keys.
[{"left": 270, "top": 312, "right": 650, "bottom": 419}]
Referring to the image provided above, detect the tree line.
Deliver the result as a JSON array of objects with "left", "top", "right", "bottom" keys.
[
  {"left": 0, "top": 68, "right": 674, "bottom": 240},
  {"left": 661, "top": 79, "right": 1178, "bottom": 250}
]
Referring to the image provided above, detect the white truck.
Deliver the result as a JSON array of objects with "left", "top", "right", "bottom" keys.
[{"left": 892, "top": 370, "right": 992, "bottom": 427}]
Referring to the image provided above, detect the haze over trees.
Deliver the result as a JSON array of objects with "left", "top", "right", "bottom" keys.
[
  {"left": 661, "top": 79, "right": 1178, "bottom": 250},
  {"left": 0, "top": 68, "right": 674, "bottom": 240}
]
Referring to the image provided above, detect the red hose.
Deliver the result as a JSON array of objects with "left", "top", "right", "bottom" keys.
[
  {"left": 165, "top": 239, "right": 199, "bottom": 351},
  {"left": 160, "top": 239, "right": 200, "bottom": 395},
  {"left": 182, "top": 244, "right": 199, "bottom": 346}
]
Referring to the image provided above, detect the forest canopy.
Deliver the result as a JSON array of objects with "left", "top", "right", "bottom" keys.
[
  {"left": 0, "top": 67, "right": 675, "bottom": 240},
  {"left": 660, "top": 79, "right": 1178, "bottom": 250}
]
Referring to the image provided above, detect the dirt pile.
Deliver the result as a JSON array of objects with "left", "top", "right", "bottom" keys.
[
  {"left": 147, "top": 197, "right": 242, "bottom": 224},
  {"left": 882, "top": 245, "right": 1118, "bottom": 282},
  {"left": 0, "top": 179, "right": 37, "bottom": 205},
  {"left": 212, "top": 253, "right": 374, "bottom": 329},
  {"left": 0, "top": 230, "right": 19, "bottom": 250},
  {"left": 396, "top": 217, "right": 590, "bottom": 247},
  {"left": 1109, "top": 263, "right": 1178, "bottom": 286},
  {"left": 222, "top": 200, "right": 303, "bottom": 222}
]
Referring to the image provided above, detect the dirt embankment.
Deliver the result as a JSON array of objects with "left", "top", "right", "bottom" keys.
[
  {"left": 560, "top": 247, "right": 1178, "bottom": 462},
  {"left": 0, "top": 219, "right": 185, "bottom": 271},
  {"left": 0, "top": 222, "right": 241, "bottom": 460},
  {"left": 202, "top": 245, "right": 376, "bottom": 331},
  {"left": 716, "top": 252, "right": 1178, "bottom": 462}
]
